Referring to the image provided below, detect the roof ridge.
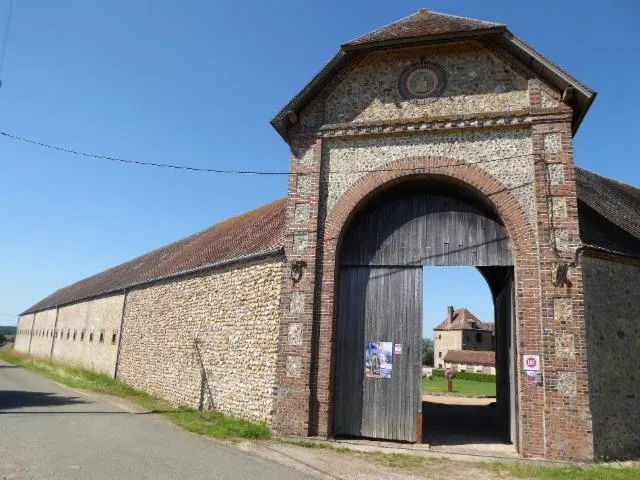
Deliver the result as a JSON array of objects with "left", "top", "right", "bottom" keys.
[
  {"left": 425, "top": 9, "right": 504, "bottom": 27},
  {"left": 342, "top": 11, "right": 418, "bottom": 46}
]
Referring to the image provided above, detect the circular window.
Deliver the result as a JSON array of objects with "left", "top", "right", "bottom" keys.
[{"left": 398, "top": 60, "right": 447, "bottom": 104}]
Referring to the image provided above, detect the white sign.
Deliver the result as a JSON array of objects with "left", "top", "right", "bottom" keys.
[
  {"left": 394, "top": 344, "right": 402, "bottom": 355},
  {"left": 522, "top": 354, "right": 540, "bottom": 371}
]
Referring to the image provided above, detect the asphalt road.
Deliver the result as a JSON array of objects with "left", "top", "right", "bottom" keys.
[{"left": 0, "top": 360, "right": 314, "bottom": 480}]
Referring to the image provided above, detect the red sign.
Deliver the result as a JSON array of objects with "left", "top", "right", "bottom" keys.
[{"left": 522, "top": 354, "right": 540, "bottom": 372}]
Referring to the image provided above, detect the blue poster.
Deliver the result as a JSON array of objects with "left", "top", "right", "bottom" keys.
[{"left": 364, "top": 341, "right": 393, "bottom": 379}]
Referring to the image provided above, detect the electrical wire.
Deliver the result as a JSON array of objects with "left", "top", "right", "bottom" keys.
[
  {"left": 0, "top": 0, "right": 13, "bottom": 83},
  {"left": 0, "top": 130, "right": 536, "bottom": 176}
]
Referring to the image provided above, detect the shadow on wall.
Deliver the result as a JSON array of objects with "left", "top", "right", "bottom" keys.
[{"left": 0, "top": 390, "right": 89, "bottom": 410}]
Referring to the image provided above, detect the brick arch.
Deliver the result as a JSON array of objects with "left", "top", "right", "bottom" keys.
[
  {"left": 313, "top": 155, "right": 541, "bottom": 441},
  {"left": 325, "top": 156, "right": 536, "bottom": 263}
]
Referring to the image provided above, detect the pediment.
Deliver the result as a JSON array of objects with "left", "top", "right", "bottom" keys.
[{"left": 272, "top": 9, "right": 595, "bottom": 141}]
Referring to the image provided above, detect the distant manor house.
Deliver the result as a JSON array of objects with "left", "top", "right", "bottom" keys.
[
  {"left": 14, "top": 9, "right": 640, "bottom": 461},
  {"left": 434, "top": 306, "right": 496, "bottom": 373}
]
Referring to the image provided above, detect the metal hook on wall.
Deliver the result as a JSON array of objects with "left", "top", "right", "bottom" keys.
[{"left": 291, "top": 260, "right": 307, "bottom": 283}]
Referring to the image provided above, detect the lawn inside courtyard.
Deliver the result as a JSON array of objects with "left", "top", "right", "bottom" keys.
[{"left": 422, "top": 375, "right": 496, "bottom": 397}]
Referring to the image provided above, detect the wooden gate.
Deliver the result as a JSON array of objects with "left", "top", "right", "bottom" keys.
[
  {"left": 334, "top": 266, "right": 422, "bottom": 441},
  {"left": 333, "top": 183, "right": 514, "bottom": 443}
]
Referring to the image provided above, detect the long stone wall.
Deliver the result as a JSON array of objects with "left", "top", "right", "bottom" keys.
[
  {"left": 51, "top": 295, "right": 125, "bottom": 376},
  {"left": 13, "top": 296, "right": 124, "bottom": 376},
  {"left": 14, "top": 314, "right": 34, "bottom": 352},
  {"left": 117, "top": 255, "right": 283, "bottom": 425},
  {"left": 29, "top": 309, "right": 57, "bottom": 358},
  {"left": 582, "top": 254, "right": 640, "bottom": 459}
]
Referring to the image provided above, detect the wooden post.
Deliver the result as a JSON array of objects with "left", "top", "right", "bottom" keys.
[
  {"left": 448, "top": 379, "right": 453, "bottom": 392},
  {"left": 416, "top": 412, "right": 423, "bottom": 443}
]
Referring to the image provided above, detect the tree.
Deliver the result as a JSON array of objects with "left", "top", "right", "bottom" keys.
[
  {"left": 422, "top": 338, "right": 434, "bottom": 366},
  {"left": 0, "top": 333, "right": 6, "bottom": 345}
]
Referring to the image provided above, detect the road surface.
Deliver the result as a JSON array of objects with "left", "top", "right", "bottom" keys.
[{"left": 0, "top": 359, "right": 313, "bottom": 480}]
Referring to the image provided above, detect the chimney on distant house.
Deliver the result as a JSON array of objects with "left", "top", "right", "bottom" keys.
[{"left": 447, "top": 306, "right": 454, "bottom": 323}]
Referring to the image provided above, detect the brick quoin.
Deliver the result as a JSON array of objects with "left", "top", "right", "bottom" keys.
[{"left": 314, "top": 156, "right": 547, "bottom": 457}]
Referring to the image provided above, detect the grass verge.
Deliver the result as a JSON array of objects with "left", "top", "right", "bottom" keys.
[
  {"left": 485, "top": 461, "right": 640, "bottom": 480},
  {"left": 0, "top": 350, "right": 269, "bottom": 441},
  {"left": 422, "top": 376, "right": 496, "bottom": 396},
  {"left": 278, "top": 439, "right": 640, "bottom": 479}
]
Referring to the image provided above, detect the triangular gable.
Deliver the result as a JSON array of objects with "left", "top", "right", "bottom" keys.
[{"left": 271, "top": 9, "right": 595, "bottom": 140}]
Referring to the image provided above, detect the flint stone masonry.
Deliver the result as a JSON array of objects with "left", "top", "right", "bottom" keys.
[
  {"left": 296, "top": 175, "right": 312, "bottom": 194},
  {"left": 52, "top": 295, "right": 124, "bottom": 376},
  {"left": 287, "top": 323, "right": 303, "bottom": 346},
  {"left": 583, "top": 255, "right": 640, "bottom": 459},
  {"left": 543, "top": 132, "right": 562, "bottom": 153},
  {"left": 549, "top": 228, "right": 570, "bottom": 252},
  {"left": 553, "top": 298, "right": 573, "bottom": 324},
  {"left": 29, "top": 309, "right": 57, "bottom": 358},
  {"left": 117, "top": 256, "right": 283, "bottom": 425},
  {"left": 321, "top": 128, "right": 536, "bottom": 224},
  {"left": 289, "top": 292, "right": 305, "bottom": 314},
  {"left": 540, "top": 88, "right": 560, "bottom": 108},
  {"left": 294, "top": 203, "right": 310, "bottom": 223},
  {"left": 14, "top": 314, "right": 34, "bottom": 352},
  {"left": 292, "top": 232, "right": 308, "bottom": 253},
  {"left": 547, "top": 163, "right": 565, "bottom": 185},
  {"left": 554, "top": 333, "right": 575, "bottom": 359},
  {"left": 324, "top": 42, "right": 530, "bottom": 125},
  {"left": 286, "top": 355, "right": 302, "bottom": 378},
  {"left": 555, "top": 371, "right": 577, "bottom": 397},
  {"left": 297, "top": 146, "right": 315, "bottom": 166},
  {"left": 548, "top": 197, "right": 567, "bottom": 218}
]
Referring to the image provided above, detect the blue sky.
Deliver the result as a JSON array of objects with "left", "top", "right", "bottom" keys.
[{"left": 0, "top": 1, "right": 638, "bottom": 328}]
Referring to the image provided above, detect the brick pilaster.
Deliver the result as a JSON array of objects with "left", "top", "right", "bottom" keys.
[
  {"left": 272, "top": 134, "right": 322, "bottom": 436},
  {"left": 531, "top": 117, "right": 594, "bottom": 460}
]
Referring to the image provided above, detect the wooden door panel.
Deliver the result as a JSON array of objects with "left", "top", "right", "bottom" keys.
[{"left": 334, "top": 267, "right": 421, "bottom": 442}]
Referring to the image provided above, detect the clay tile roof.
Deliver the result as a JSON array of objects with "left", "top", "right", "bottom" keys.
[
  {"left": 444, "top": 350, "right": 495, "bottom": 366},
  {"left": 433, "top": 308, "right": 492, "bottom": 331},
  {"left": 576, "top": 167, "right": 640, "bottom": 258},
  {"left": 22, "top": 198, "right": 287, "bottom": 315},
  {"left": 344, "top": 9, "right": 504, "bottom": 48}
]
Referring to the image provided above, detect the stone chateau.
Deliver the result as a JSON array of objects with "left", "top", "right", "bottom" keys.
[
  {"left": 433, "top": 306, "right": 496, "bottom": 373},
  {"left": 14, "top": 9, "right": 640, "bottom": 461}
]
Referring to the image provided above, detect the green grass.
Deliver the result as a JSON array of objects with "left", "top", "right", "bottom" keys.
[
  {"left": 0, "top": 350, "right": 269, "bottom": 441},
  {"left": 485, "top": 461, "right": 640, "bottom": 480},
  {"left": 422, "top": 376, "right": 496, "bottom": 396}
]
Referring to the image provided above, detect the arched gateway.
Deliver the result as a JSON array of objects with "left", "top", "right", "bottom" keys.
[
  {"left": 333, "top": 177, "right": 516, "bottom": 443},
  {"left": 270, "top": 8, "right": 602, "bottom": 462}
]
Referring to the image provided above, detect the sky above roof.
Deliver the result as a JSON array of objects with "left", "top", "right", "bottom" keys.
[{"left": 1, "top": 0, "right": 638, "bottom": 326}]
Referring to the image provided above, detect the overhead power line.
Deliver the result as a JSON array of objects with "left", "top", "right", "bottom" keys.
[
  {"left": 0, "top": 130, "right": 537, "bottom": 176},
  {"left": 0, "top": 0, "right": 13, "bottom": 84}
]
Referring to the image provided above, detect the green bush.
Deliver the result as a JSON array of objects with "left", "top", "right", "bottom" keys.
[{"left": 431, "top": 368, "right": 495, "bottom": 383}]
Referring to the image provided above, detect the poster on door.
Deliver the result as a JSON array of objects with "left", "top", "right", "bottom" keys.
[{"left": 365, "top": 341, "right": 393, "bottom": 379}]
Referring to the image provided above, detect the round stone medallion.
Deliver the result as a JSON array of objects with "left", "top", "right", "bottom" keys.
[{"left": 398, "top": 60, "right": 447, "bottom": 104}]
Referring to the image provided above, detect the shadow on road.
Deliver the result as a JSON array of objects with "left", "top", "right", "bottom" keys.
[
  {"left": 0, "top": 390, "right": 89, "bottom": 410},
  {"left": 0, "top": 365, "right": 19, "bottom": 368}
]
